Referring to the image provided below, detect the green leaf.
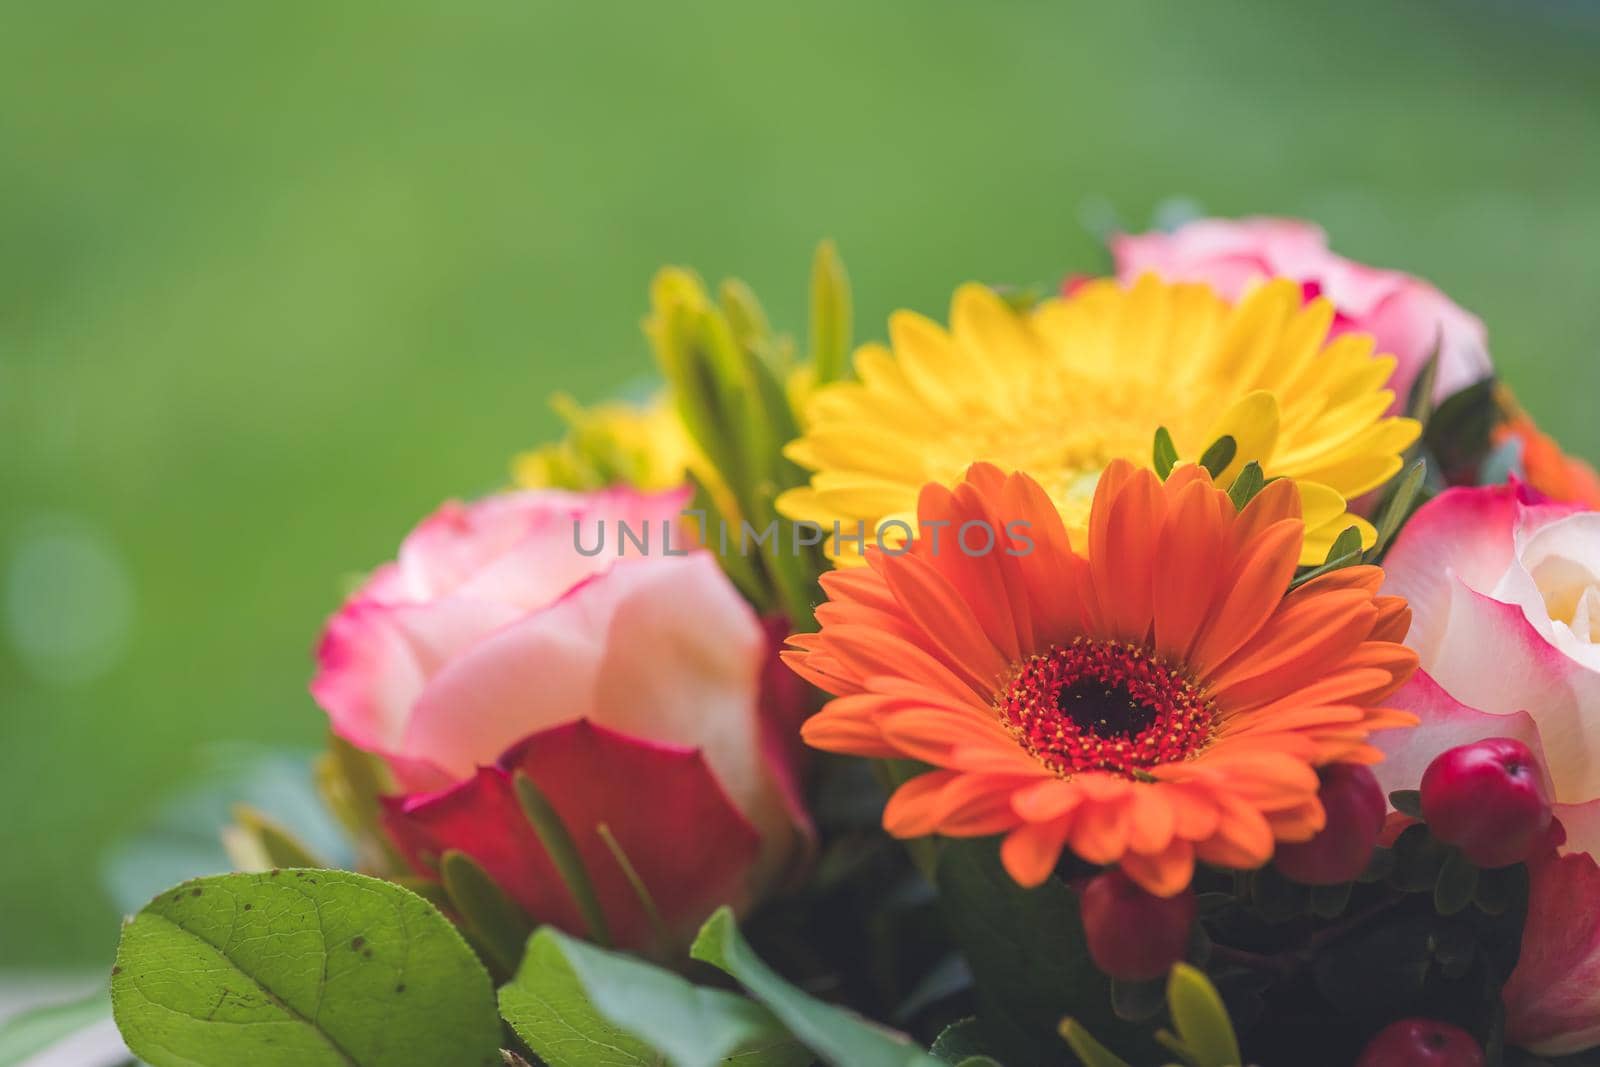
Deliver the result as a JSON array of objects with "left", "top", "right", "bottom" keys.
[
  {"left": 111, "top": 870, "right": 501, "bottom": 1067},
  {"left": 1308, "top": 881, "right": 1353, "bottom": 919},
  {"left": 1389, "top": 790, "right": 1423, "bottom": 818},
  {"left": 1435, "top": 848, "right": 1482, "bottom": 916},
  {"left": 1057, "top": 1020, "right": 1133, "bottom": 1067},
  {"left": 224, "top": 803, "right": 330, "bottom": 870},
  {"left": 1474, "top": 864, "right": 1521, "bottom": 916},
  {"left": 1288, "top": 525, "right": 1364, "bottom": 591},
  {"left": 1389, "top": 824, "right": 1452, "bottom": 894},
  {"left": 1365, "top": 459, "right": 1426, "bottom": 562},
  {"left": 1165, "top": 964, "right": 1239, "bottom": 1067},
  {"left": 692, "top": 907, "right": 940, "bottom": 1067},
  {"left": 1197, "top": 435, "right": 1236, "bottom": 480},
  {"left": 499, "top": 928, "right": 809, "bottom": 1067},
  {"left": 719, "top": 277, "right": 774, "bottom": 358},
  {"left": 1422, "top": 378, "right": 1499, "bottom": 483},
  {"left": 929, "top": 1018, "right": 993, "bottom": 1064},
  {"left": 936, "top": 840, "right": 1144, "bottom": 1067},
  {"left": 1248, "top": 866, "right": 1307, "bottom": 923},
  {"left": 1407, "top": 344, "right": 1441, "bottom": 429},
  {"left": 441, "top": 849, "right": 534, "bottom": 978},
  {"left": 1358, "top": 846, "right": 1397, "bottom": 884},
  {"left": 808, "top": 239, "right": 853, "bottom": 385},
  {"left": 0, "top": 985, "right": 113, "bottom": 1064},
  {"left": 1226, "top": 461, "right": 1265, "bottom": 511},
  {"left": 1152, "top": 427, "right": 1179, "bottom": 480},
  {"left": 514, "top": 770, "right": 612, "bottom": 947},
  {"left": 316, "top": 732, "right": 405, "bottom": 873}
]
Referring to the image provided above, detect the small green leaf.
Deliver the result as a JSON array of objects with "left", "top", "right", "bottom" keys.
[
  {"left": 1308, "top": 881, "right": 1353, "bottom": 919},
  {"left": 316, "top": 733, "right": 405, "bottom": 873},
  {"left": 1057, "top": 1019, "right": 1133, "bottom": 1067},
  {"left": 809, "top": 239, "right": 853, "bottom": 385},
  {"left": 1422, "top": 378, "right": 1499, "bottom": 483},
  {"left": 1197, "top": 435, "right": 1236, "bottom": 480},
  {"left": 1152, "top": 427, "right": 1179, "bottom": 480},
  {"left": 1389, "top": 824, "right": 1452, "bottom": 894},
  {"left": 513, "top": 770, "right": 612, "bottom": 947},
  {"left": 1408, "top": 344, "right": 1441, "bottom": 428},
  {"left": 692, "top": 907, "right": 941, "bottom": 1067},
  {"left": 1249, "top": 866, "right": 1307, "bottom": 923},
  {"left": 1365, "top": 459, "right": 1426, "bottom": 562},
  {"left": 720, "top": 277, "right": 774, "bottom": 357},
  {"left": 1358, "top": 846, "right": 1397, "bottom": 884},
  {"left": 440, "top": 849, "right": 533, "bottom": 978},
  {"left": 929, "top": 1018, "right": 993, "bottom": 1064},
  {"left": 1474, "top": 864, "right": 1520, "bottom": 916},
  {"left": 224, "top": 803, "right": 329, "bottom": 870},
  {"left": 111, "top": 870, "right": 501, "bottom": 1067},
  {"left": 1226, "top": 461, "right": 1266, "bottom": 511},
  {"left": 1435, "top": 847, "right": 1482, "bottom": 916},
  {"left": 1165, "top": 964, "right": 1240, "bottom": 1067},
  {"left": 500, "top": 927, "right": 806, "bottom": 1067},
  {"left": 1288, "top": 525, "right": 1364, "bottom": 590},
  {"left": 1389, "top": 790, "right": 1423, "bottom": 818}
]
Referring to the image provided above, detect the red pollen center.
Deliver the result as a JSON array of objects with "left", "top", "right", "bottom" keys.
[{"left": 996, "top": 638, "right": 1215, "bottom": 778}]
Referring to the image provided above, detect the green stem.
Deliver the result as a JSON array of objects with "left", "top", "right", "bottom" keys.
[
  {"left": 513, "top": 771, "right": 612, "bottom": 947},
  {"left": 596, "top": 822, "right": 669, "bottom": 953}
]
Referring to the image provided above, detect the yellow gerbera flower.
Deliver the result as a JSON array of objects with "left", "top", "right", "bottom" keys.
[{"left": 777, "top": 275, "right": 1419, "bottom": 565}]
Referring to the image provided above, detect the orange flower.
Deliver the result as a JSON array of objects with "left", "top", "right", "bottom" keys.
[
  {"left": 1493, "top": 389, "right": 1600, "bottom": 508},
  {"left": 786, "top": 460, "right": 1419, "bottom": 896}
]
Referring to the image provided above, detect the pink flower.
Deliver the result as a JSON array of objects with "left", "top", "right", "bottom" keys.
[
  {"left": 1109, "top": 217, "right": 1491, "bottom": 410},
  {"left": 1378, "top": 483, "right": 1600, "bottom": 1054},
  {"left": 311, "top": 486, "right": 810, "bottom": 953}
]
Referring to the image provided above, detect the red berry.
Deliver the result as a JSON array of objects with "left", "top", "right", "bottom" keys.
[
  {"left": 1275, "top": 763, "right": 1386, "bottom": 885},
  {"left": 1421, "top": 738, "right": 1553, "bottom": 868},
  {"left": 1356, "top": 1018, "right": 1483, "bottom": 1067},
  {"left": 1078, "top": 868, "right": 1195, "bottom": 981}
]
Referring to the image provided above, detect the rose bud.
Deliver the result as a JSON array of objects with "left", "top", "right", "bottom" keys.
[
  {"left": 1356, "top": 1018, "right": 1484, "bottom": 1067},
  {"left": 1274, "top": 763, "right": 1386, "bottom": 886},
  {"left": 1079, "top": 868, "right": 1195, "bottom": 982},
  {"left": 1421, "top": 737, "right": 1553, "bottom": 868},
  {"left": 311, "top": 486, "right": 811, "bottom": 955}
]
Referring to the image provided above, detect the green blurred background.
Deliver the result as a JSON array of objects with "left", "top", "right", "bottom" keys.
[{"left": 2, "top": 0, "right": 1597, "bottom": 969}]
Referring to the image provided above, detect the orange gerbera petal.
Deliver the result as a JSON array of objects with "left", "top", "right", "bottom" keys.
[{"left": 787, "top": 460, "right": 1418, "bottom": 896}]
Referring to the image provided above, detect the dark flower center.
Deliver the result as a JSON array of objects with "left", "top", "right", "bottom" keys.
[
  {"left": 996, "top": 637, "right": 1215, "bottom": 778},
  {"left": 1055, "top": 677, "right": 1158, "bottom": 739}
]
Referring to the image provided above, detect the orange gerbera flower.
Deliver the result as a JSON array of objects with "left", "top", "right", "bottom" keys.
[{"left": 785, "top": 459, "right": 1419, "bottom": 895}]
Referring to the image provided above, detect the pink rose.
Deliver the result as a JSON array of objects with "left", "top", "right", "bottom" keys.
[
  {"left": 311, "top": 486, "right": 810, "bottom": 954},
  {"left": 1378, "top": 482, "right": 1600, "bottom": 1054},
  {"left": 1110, "top": 217, "right": 1492, "bottom": 410}
]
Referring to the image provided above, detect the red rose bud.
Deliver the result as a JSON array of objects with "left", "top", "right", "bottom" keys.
[
  {"left": 1079, "top": 868, "right": 1195, "bottom": 981},
  {"left": 1274, "top": 763, "right": 1386, "bottom": 886},
  {"left": 1356, "top": 1018, "right": 1484, "bottom": 1067},
  {"left": 1421, "top": 737, "right": 1553, "bottom": 868}
]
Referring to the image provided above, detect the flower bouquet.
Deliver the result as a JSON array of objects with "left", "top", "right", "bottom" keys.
[{"left": 67, "top": 219, "right": 1600, "bottom": 1066}]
